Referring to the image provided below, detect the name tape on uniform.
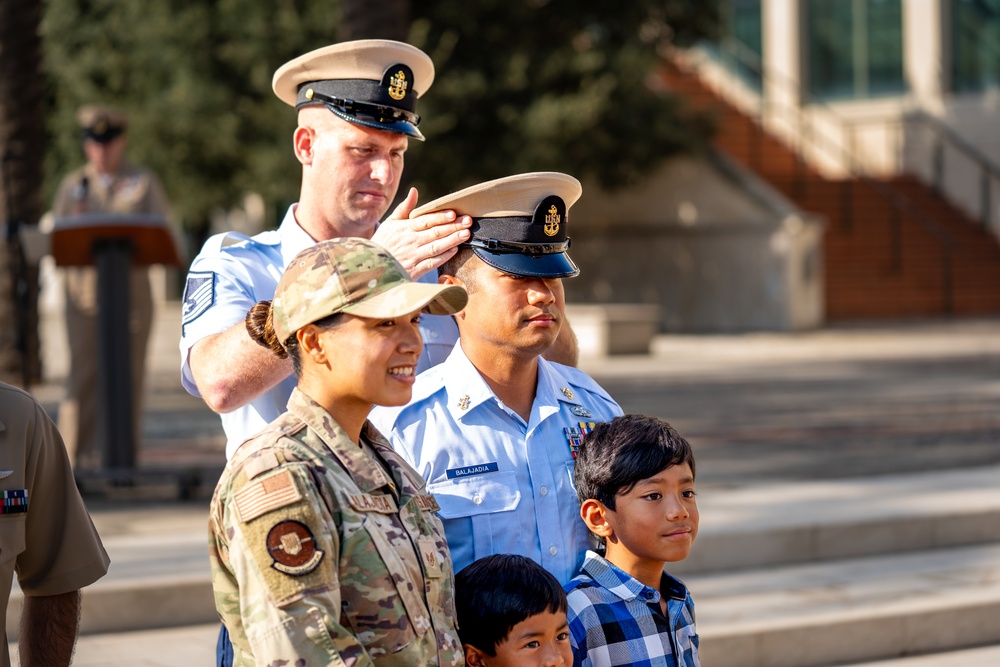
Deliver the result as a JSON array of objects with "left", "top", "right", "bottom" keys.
[
  {"left": 445, "top": 462, "right": 499, "bottom": 479},
  {"left": 347, "top": 493, "right": 398, "bottom": 514}
]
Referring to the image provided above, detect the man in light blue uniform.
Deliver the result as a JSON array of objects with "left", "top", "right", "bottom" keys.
[
  {"left": 179, "top": 40, "right": 472, "bottom": 458},
  {"left": 370, "top": 173, "right": 622, "bottom": 585}
]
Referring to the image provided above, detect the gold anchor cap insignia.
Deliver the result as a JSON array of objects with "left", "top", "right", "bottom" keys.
[
  {"left": 457, "top": 395, "right": 471, "bottom": 410},
  {"left": 560, "top": 387, "right": 574, "bottom": 400},
  {"left": 388, "top": 70, "right": 408, "bottom": 101},
  {"left": 543, "top": 205, "right": 560, "bottom": 237}
]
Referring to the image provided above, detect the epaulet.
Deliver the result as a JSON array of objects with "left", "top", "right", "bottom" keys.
[
  {"left": 548, "top": 360, "right": 616, "bottom": 403},
  {"left": 200, "top": 230, "right": 254, "bottom": 255},
  {"left": 229, "top": 414, "right": 308, "bottom": 475}
]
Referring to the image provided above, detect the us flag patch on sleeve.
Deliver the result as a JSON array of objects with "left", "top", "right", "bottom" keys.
[
  {"left": 181, "top": 271, "right": 216, "bottom": 332},
  {"left": 234, "top": 470, "right": 302, "bottom": 523}
]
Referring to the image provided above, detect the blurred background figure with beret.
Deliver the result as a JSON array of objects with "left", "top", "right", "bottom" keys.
[{"left": 51, "top": 104, "right": 171, "bottom": 471}]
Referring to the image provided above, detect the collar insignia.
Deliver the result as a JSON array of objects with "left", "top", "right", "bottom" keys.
[
  {"left": 457, "top": 394, "right": 471, "bottom": 410},
  {"left": 560, "top": 387, "right": 574, "bottom": 400}
]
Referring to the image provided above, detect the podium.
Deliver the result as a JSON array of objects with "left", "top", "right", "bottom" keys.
[{"left": 51, "top": 214, "right": 180, "bottom": 475}]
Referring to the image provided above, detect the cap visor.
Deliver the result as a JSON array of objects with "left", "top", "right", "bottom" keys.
[
  {"left": 341, "top": 282, "right": 467, "bottom": 319},
  {"left": 329, "top": 108, "right": 425, "bottom": 140},
  {"left": 473, "top": 249, "right": 580, "bottom": 279}
]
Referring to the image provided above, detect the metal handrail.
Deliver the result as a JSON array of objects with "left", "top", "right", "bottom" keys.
[
  {"left": 676, "top": 36, "right": 958, "bottom": 313},
  {"left": 902, "top": 109, "right": 1000, "bottom": 229}
]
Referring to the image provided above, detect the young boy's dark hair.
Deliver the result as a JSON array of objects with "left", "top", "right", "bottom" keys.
[
  {"left": 574, "top": 413, "right": 696, "bottom": 512},
  {"left": 455, "top": 554, "right": 568, "bottom": 655}
]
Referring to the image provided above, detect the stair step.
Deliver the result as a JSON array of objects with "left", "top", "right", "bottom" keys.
[
  {"left": 675, "top": 465, "right": 1000, "bottom": 575},
  {"left": 692, "top": 543, "right": 1000, "bottom": 667},
  {"left": 11, "top": 623, "right": 220, "bottom": 667},
  {"left": 829, "top": 644, "right": 1000, "bottom": 667}
]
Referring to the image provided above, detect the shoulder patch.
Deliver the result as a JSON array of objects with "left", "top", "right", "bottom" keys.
[
  {"left": 267, "top": 520, "right": 324, "bottom": 576},
  {"left": 234, "top": 469, "right": 302, "bottom": 523},
  {"left": 181, "top": 271, "right": 216, "bottom": 331}
]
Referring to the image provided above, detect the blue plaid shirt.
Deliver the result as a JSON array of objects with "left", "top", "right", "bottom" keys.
[{"left": 565, "top": 551, "right": 699, "bottom": 667}]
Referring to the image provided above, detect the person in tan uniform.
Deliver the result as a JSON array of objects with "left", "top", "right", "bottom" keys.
[
  {"left": 209, "top": 237, "right": 468, "bottom": 666},
  {"left": 0, "top": 381, "right": 110, "bottom": 667},
  {"left": 51, "top": 104, "right": 171, "bottom": 469}
]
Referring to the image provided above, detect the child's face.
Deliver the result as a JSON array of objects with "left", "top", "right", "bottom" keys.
[
  {"left": 604, "top": 463, "right": 698, "bottom": 567},
  {"left": 465, "top": 610, "right": 574, "bottom": 667}
]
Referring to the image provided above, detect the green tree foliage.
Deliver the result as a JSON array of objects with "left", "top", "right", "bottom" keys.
[
  {"left": 43, "top": 0, "right": 718, "bottom": 237},
  {"left": 43, "top": 0, "right": 344, "bottom": 235},
  {"left": 405, "top": 0, "right": 719, "bottom": 197}
]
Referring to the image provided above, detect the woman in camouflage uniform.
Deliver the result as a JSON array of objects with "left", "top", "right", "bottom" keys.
[{"left": 208, "top": 237, "right": 468, "bottom": 666}]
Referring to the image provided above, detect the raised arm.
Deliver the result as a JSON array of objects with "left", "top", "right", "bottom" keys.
[
  {"left": 188, "top": 320, "right": 292, "bottom": 413},
  {"left": 372, "top": 187, "right": 471, "bottom": 279}
]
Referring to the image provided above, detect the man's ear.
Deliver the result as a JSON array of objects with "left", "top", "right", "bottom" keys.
[
  {"left": 439, "top": 274, "right": 468, "bottom": 318},
  {"left": 464, "top": 643, "right": 491, "bottom": 667},
  {"left": 293, "top": 125, "right": 315, "bottom": 165},
  {"left": 581, "top": 498, "right": 614, "bottom": 538}
]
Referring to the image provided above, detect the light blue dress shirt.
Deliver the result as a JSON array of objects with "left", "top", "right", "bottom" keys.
[
  {"left": 180, "top": 204, "right": 458, "bottom": 458},
  {"left": 370, "top": 342, "right": 622, "bottom": 585}
]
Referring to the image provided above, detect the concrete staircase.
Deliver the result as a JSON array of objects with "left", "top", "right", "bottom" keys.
[
  {"left": 659, "top": 58, "right": 1000, "bottom": 321},
  {"left": 10, "top": 466, "right": 998, "bottom": 667},
  {"left": 677, "top": 466, "right": 1000, "bottom": 667}
]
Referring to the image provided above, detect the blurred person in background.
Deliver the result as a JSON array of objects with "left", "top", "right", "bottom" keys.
[{"left": 51, "top": 104, "right": 171, "bottom": 470}]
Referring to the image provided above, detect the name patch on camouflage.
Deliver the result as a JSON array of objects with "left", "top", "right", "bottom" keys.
[
  {"left": 234, "top": 470, "right": 302, "bottom": 523},
  {"left": 0, "top": 489, "right": 27, "bottom": 514},
  {"left": 267, "top": 520, "right": 324, "bottom": 576},
  {"left": 413, "top": 493, "right": 441, "bottom": 513},
  {"left": 347, "top": 493, "right": 398, "bottom": 514}
]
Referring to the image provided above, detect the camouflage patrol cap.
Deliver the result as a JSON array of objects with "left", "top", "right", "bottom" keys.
[
  {"left": 271, "top": 238, "right": 468, "bottom": 346},
  {"left": 272, "top": 40, "right": 435, "bottom": 140},
  {"left": 412, "top": 172, "right": 583, "bottom": 278},
  {"left": 77, "top": 104, "right": 129, "bottom": 143}
]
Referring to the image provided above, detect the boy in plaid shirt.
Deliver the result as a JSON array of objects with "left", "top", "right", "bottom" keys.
[{"left": 564, "top": 414, "right": 700, "bottom": 667}]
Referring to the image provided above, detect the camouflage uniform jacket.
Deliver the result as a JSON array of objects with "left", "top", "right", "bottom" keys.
[{"left": 209, "top": 388, "right": 463, "bottom": 667}]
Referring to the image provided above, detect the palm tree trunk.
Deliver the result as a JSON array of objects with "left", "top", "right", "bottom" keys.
[{"left": 0, "top": 0, "right": 45, "bottom": 387}]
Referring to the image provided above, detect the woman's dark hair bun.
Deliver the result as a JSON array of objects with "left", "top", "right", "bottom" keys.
[{"left": 245, "top": 300, "right": 288, "bottom": 359}]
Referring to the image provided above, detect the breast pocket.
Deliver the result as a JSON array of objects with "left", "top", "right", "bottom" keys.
[
  {"left": 427, "top": 471, "right": 520, "bottom": 519},
  {"left": 339, "top": 515, "right": 427, "bottom": 656},
  {"left": 0, "top": 516, "right": 26, "bottom": 564}
]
